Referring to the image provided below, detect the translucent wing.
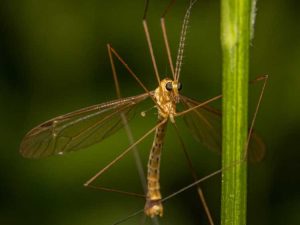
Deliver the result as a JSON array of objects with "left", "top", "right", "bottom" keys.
[
  {"left": 180, "top": 95, "right": 222, "bottom": 152},
  {"left": 180, "top": 95, "right": 265, "bottom": 162},
  {"left": 20, "top": 93, "right": 151, "bottom": 159},
  {"left": 247, "top": 131, "right": 266, "bottom": 163}
]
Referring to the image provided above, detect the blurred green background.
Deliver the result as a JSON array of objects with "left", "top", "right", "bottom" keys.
[{"left": 1, "top": 0, "right": 299, "bottom": 224}]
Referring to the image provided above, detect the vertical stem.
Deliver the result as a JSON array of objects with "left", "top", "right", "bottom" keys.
[{"left": 220, "top": 0, "right": 252, "bottom": 224}]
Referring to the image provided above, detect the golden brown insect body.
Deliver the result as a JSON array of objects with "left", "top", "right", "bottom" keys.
[
  {"left": 144, "top": 78, "right": 181, "bottom": 217},
  {"left": 154, "top": 78, "right": 181, "bottom": 121},
  {"left": 144, "top": 115, "right": 167, "bottom": 217}
]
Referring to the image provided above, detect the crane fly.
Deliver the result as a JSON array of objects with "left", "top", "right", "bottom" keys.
[{"left": 20, "top": 0, "right": 267, "bottom": 223}]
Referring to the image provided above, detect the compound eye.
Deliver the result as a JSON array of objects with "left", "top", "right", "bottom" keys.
[
  {"left": 177, "top": 82, "right": 182, "bottom": 91},
  {"left": 165, "top": 82, "right": 173, "bottom": 91}
]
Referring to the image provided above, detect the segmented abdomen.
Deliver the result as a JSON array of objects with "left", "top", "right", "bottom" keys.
[{"left": 144, "top": 116, "right": 167, "bottom": 217}]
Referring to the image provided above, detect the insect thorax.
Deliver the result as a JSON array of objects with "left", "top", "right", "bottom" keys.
[{"left": 154, "top": 78, "right": 178, "bottom": 120}]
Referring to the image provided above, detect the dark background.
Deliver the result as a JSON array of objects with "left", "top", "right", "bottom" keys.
[{"left": 1, "top": 0, "right": 299, "bottom": 224}]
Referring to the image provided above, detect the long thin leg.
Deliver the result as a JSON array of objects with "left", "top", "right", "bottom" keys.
[
  {"left": 86, "top": 185, "right": 145, "bottom": 198},
  {"left": 108, "top": 44, "right": 158, "bottom": 225},
  {"left": 112, "top": 167, "right": 224, "bottom": 225},
  {"left": 110, "top": 73, "right": 267, "bottom": 223},
  {"left": 84, "top": 118, "right": 167, "bottom": 191},
  {"left": 160, "top": 0, "right": 176, "bottom": 79},
  {"left": 173, "top": 123, "right": 215, "bottom": 225},
  {"left": 161, "top": 0, "right": 200, "bottom": 80},
  {"left": 107, "top": 43, "right": 147, "bottom": 193},
  {"left": 176, "top": 94, "right": 223, "bottom": 117},
  {"left": 107, "top": 44, "right": 152, "bottom": 99},
  {"left": 162, "top": 1, "right": 213, "bottom": 223},
  {"left": 107, "top": 45, "right": 163, "bottom": 113},
  {"left": 160, "top": 0, "right": 199, "bottom": 80},
  {"left": 243, "top": 74, "right": 268, "bottom": 160},
  {"left": 143, "top": 0, "right": 161, "bottom": 84},
  {"left": 112, "top": 75, "right": 267, "bottom": 223},
  {"left": 164, "top": 74, "right": 269, "bottom": 200}
]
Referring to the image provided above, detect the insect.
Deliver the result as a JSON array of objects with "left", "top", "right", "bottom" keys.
[{"left": 20, "top": 0, "right": 267, "bottom": 224}]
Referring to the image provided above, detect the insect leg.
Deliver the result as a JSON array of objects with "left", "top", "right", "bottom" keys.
[
  {"left": 108, "top": 44, "right": 165, "bottom": 115},
  {"left": 107, "top": 45, "right": 158, "bottom": 104},
  {"left": 160, "top": 0, "right": 176, "bottom": 78},
  {"left": 107, "top": 43, "right": 147, "bottom": 193},
  {"left": 162, "top": 75, "right": 269, "bottom": 201},
  {"left": 172, "top": 123, "right": 215, "bottom": 225},
  {"left": 107, "top": 44, "right": 151, "bottom": 96},
  {"left": 160, "top": 0, "right": 199, "bottom": 80},
  {"left": 244, "top": 74, "right": 268, "bottom": 161},
  {"left": 109, "top": 44, "right": 161, "bottom": 225},
  {"left": 143, "top": 0, "right": 161, "bottom": 84},
  {"left": 176, "top": 94, "right": 222, "bottom": 117},
  {"left": 83, "top": 119, "right": 167, "bottom": 195}
]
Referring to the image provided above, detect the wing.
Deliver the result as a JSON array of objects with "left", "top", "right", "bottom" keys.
[
  {"left": 20, "top": 93, "right": 151, "bottom": 159},
  {"left": 180, "top": 95, "right": 222, "bottom": 153},
  {"left": 180, "top": 95, "right": 265, "bottom": 162}
]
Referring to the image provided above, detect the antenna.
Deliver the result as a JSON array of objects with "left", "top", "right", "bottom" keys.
[{"left": 175, "top": 0, "right": 198, "bottom": 81}]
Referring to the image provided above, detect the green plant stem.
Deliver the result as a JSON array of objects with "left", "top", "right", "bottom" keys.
[{"left": 220, "top": 0, "right": 252, "bottom": 225}]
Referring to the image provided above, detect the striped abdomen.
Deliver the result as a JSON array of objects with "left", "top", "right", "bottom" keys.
[{"left": 144, "top": 116, "right": 168, "bottom": 217}]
